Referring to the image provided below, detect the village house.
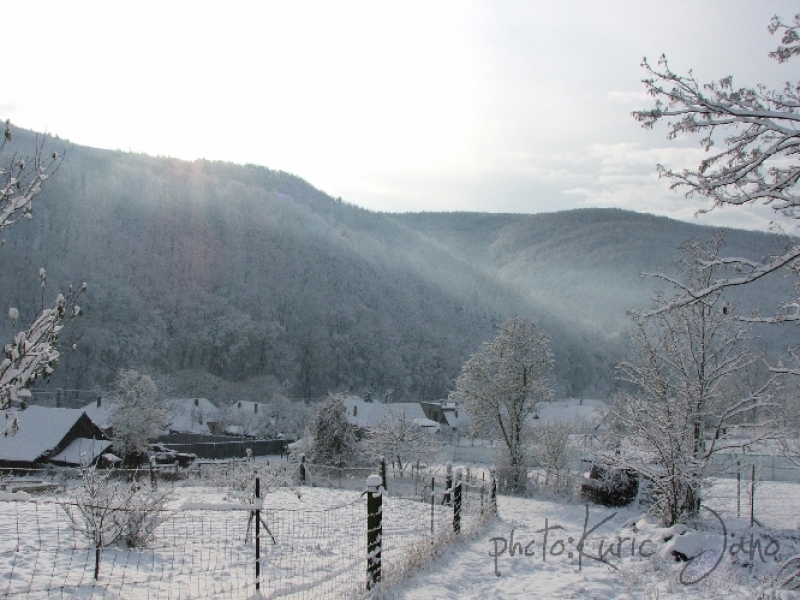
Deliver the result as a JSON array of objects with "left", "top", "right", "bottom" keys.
[{"left": 0, "top": 406, "right": 110, "bottom": 469}]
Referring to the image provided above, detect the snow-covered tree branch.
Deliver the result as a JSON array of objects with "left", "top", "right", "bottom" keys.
[
  {"left": 634, "top": 16, "right": 800, "bottom": 324},
  {"left": 598, "top": 238, "right": 781, "bottom": 526},
  {"left": 0, "top": 120, "right": 63, "bottom": 234},
  {"left": 1, "top": 122, "right": 82, "bottom": 430}
]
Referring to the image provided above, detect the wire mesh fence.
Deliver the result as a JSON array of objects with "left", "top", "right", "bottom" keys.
[
  {"left": 0, "top": 459, "right": 495, "bottom": 599},
  {"left": 703, "top": 465, "right": 800, "bottom": 531}
]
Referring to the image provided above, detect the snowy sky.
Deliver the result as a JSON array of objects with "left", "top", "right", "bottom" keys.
[{"left": 3, "top": 1, "right": 798, "bottom": 231}]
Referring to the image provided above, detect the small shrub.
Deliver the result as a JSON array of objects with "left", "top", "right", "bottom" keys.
[{"left": 580, "top": 464, "right": 638, "bottom": 507}]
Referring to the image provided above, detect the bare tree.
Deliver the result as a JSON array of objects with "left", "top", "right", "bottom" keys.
[
  {"left": 361, "top": 407, "right": 440, "bottom": 472},
  {"left": 0, "top": 121, "right": 83, "bottom": 430},
  {"left": 450, "top": 316, "right": 554, "bottom": 493},
  {"left": 109, "top": 369, "right": 169, "bottom": 464},
  {"left": 530, "top": 418, "right": 579, "bottom": 494},
  {"left": 598, "top": 237, "right": 780, "bottom": 526},
  {"left": 634, "top": 15, "right": 800, "bottom": 324}
]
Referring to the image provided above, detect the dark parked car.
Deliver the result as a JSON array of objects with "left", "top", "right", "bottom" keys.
[{"left": 149, "top": 444, "right": 197, "bottom": 468}]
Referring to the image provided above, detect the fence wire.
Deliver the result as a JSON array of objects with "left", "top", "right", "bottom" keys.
[
  {"left": 0, "top": 462, "right": 495, "bottom": 599},
  {"left": 259, "top": 498, "right": 366, "bottom": 599},
  {"left": 704, "top": 471, "right": 800, "bottom": 531}
]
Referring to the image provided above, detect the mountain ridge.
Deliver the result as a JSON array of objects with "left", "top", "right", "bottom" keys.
[{"left": 0, "top": 127, "right": 792, "bottom": 402}]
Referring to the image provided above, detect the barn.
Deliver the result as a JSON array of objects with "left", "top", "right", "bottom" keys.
[{"left": 0, "top": 406, "right": 110, "bottom": 469}]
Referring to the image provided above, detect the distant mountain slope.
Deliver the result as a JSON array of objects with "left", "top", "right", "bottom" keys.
[
  {"left": 393, "top": 209, "right": 794, "bottom": 338},
  {"left": 0, "top": 128, "right": 792, "bottom": 403},
  {"left": 0, "top": 129, "right": 612, "bottom": 400}
]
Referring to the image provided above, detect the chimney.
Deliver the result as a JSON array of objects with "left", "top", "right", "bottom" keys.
[
  {"left": 194, "top": 398, "right": 199, "bottom": 407},
  {"left": 254, "top": 403, "right": 258, "bottom": 414},
  {"left": 96, "top": 396, "right": 102, "bottom": 408},
  {"left": 238, "top": 401, "right": 242, "bottom": 409},
  {"left": 353, "top": 405, "right": 357, "bottom": 417}
]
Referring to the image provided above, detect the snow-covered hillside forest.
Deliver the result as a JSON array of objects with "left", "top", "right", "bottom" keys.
[{"left": 0, "top": 128, "right": 794, "bottom": 403}]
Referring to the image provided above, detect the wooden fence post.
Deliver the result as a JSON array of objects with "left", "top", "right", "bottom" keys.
[
  {"left": 430, "top": 476, "right": 435, "bottom": 543},
  {"left": 490, "top": 465, "right": 497, "bottom": 513},
  {"left": 149, "top": 457, "right": 157, "bottom": 489},
  {"left": 442, "top": 462, "right": 453, "bottom": 505},
  {"left": 255, "top": 477, "right": 261, "bottom": 594},
  {"left": 750, "top": 464, "right": 756, "bottom": 528},
  {"left": 379, "top": 456, "right": 388, "bottom": 493},
  {"left": 453, "top": 468, "right": 462, "bottom": 534},
  {"left": 736, "top": 460, "right": 741, "bottom": 518},
  {"left": 366, "top": 474, "right": 383, "bottom": 590}
]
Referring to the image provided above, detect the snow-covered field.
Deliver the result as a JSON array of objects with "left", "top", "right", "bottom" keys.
[
  {"left": 392, "top": 479, "right": 800, "bottom": 599},
  {"left": 2, "top": 474, "right": 800, "bottom": 599},
  {"left": 0, "top": 468, "right": 488, "bottom": 599}
]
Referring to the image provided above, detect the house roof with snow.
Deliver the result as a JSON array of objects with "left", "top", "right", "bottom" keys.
[
  {"left": 0, "top": 406, "right": 107, "bottom": 466},
  {"left": 166, "top": 398, "right": 219, "bottom": 434},
  {"left": 227, "top": 400, "right": 269, "bottom": 416},
  {"left": 82, "top": 397, "right": 219, "bottom": 435},
  {"left": 49, "top": 438, "right": 113, "bottom": 467},
  {"left": 81, "top": 398, "right": 115, "bottom": 429},
  {"left": 342, "top": 396, "right": 429, "bottom": 429},
  {"left": 441, "top": 408, "right": 470, "bottom": 432}
]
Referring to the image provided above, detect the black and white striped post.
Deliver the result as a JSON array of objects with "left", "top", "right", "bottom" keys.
[
  {"left": 442, "top": 462, "right": 453, "bottom": 505},
  {"left": 453, "top": 467, "right": 463, "bottom": 534},
  {"left": 365, "top": 474, "right": 383, "bottom": 590},
  {"left": 255, "top": 477, "right": 262, "bottom": 594}
]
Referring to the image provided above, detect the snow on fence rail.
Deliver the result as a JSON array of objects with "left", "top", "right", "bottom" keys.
[{"left": 0, "top": 461, "right": 495, "bottom": 599}]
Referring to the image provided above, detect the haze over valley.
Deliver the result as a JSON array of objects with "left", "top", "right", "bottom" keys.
[{"left": 0, "top": 128, "right": 793, "bottom": 403}]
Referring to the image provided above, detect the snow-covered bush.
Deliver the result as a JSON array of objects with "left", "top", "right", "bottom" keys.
[
  {"left": 220, "top": 459, "right": 301, "bottom": 503},
  {"left": 60, "top": 466, "right": 171, "bottom": 549},
  {"left": 60, "top": 466, "right": 128, "bottom": 548},
  {"left": 309, "top": 393, "right": 359, "bottom": 466},
  {"left": 530, "top": 418, "right": 578, "bottom": 494},
  {"left": 580, "top": 463, "right": 639, "bottom": 507},
  {"left": 119, "top": 480, "right": 171, "bottom": 548},
  {"left": 361, "top": 408, "right": 440, "bottom": 473}
]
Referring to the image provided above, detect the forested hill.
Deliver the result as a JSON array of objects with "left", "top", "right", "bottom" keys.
[
  {"left": 0, "top": 128, "right": 792, "bottom": 403},
  {"left": 392, "top": 210, "right": 793, "bottom": 337}
]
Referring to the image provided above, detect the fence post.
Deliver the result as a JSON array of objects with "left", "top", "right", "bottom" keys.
[
  {"left": 490, "top": 465, "right": 497, "bottom": 513},
  {"left": 379, "top": 456, "right": 388, "bottom": 493},
  {"left": 299, "top": 455, "right": 307, "bottom": 485},
  {"left": 255, "top": 477, "right": 261, "bottom": 594},
  {"left": 443, "top": 462, "right": 453, "bottom": 505},
  {"left": 750, "top": 464, "right": 756, "bottom": 528},
  {"left": 366, "top": 474, "right": 383, "bottom": 591},
  {"left": 737, "top": 460, "right": 741, "bottom": 518},
  {"left": 430, "top": 476, "right": 435, "bottom": 544},
  {"left": 453, "top": 468, "right": 462, "bottom": 534}
]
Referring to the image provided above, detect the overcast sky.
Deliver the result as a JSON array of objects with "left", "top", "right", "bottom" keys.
[{"left": 3, "top": 1, "right": 798, "bottom": 231}]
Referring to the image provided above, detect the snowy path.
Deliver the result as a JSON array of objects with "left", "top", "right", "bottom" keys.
[
  {"left": 392, "top": 494, "right": 794, "bottom": 599},
  {"left": 393, "top": 496, "right": 642, "bottom": 599}
]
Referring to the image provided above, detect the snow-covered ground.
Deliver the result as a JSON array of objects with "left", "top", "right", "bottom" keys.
[
  {"left": 2, "top": 473, "right": 800, "bottom": 598},
  {"left": 391, "top": 480, "right": 800, "bottom": 599}
]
